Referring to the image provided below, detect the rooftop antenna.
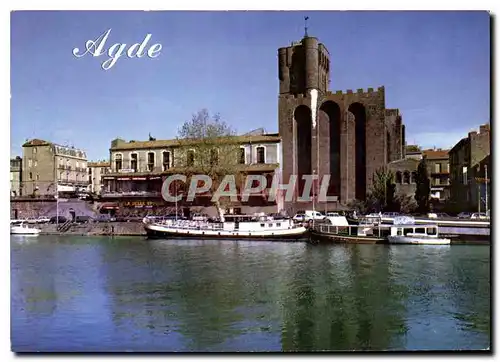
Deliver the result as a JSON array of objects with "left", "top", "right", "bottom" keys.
[{"left": 304, "top": 16, "right": 309, "bottom": 37}]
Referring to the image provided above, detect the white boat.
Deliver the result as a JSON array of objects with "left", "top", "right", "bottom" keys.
[
  {"left": 11, "top": 223, "right": 41, "bottom": 235},
  {"left": 388, "top": 223, "right": 450, "bottom": 245},
  {"left": 143, "top": 214, "right": 308, "bottom": 240}
]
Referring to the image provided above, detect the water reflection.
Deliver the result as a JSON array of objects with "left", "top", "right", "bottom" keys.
[{"left": 11, "top": 236, "right": 490, "bottom": 352}]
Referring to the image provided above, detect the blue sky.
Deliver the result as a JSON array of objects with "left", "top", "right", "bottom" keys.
[{"left": 11, "top": 11, "right": 490, "bottom": 161}]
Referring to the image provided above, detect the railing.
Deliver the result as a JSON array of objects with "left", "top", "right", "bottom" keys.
[
  {"left": 101, "top": 191, "right": 161, "bottom": 197},
  {"left": 314, "top": 223, "right": 386, "bottom": 238}
]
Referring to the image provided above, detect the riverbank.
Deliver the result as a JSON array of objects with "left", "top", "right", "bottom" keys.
[{"left": 38, "top": 222, "right": 146, "bottom": 236}]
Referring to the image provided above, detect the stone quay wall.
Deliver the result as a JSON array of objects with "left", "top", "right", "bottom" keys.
[{"left": 39, "top": 221, "right": 146, "bottom": 236}]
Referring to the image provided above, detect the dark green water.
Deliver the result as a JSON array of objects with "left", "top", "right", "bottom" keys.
[{"left": 11, "top": 235, "right": 490, "bottom": 352}]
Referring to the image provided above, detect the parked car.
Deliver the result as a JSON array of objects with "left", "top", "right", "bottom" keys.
[
  {"left": 305, "top": 210, "right": 326, "bottom": 221},
  {"left": 457, "top": 212, "right": 472, "bottom": 219},
  {"left": 292, "top": 213, "right": 306, "bottom": 222},
  {"left": 471, "top": 212, "right": 489, "bottom": 220},
  {"left": 36, "top": 216, "right": 51, "bottom": 224},
  {"left": 429, "top": 212, "right": 450, "bottom": 219}
]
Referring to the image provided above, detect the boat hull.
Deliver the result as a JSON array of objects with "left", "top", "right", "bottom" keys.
[
  {"left": 310, "top": 230, "right": 385, "bottom": 244},
  {"left": 387, "top": 236, "right": 451, "bottom": 245},
  {"left": 11, "top": 229, "right": 41, "bottom": 235},
  {"left": 144, "top": 223, "right": 309, "bottom": 241}
]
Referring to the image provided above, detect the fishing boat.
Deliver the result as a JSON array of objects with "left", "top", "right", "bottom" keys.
[
  {"left": 143, "top": 214, "right": 308, "bottom": 240},
  {"left": 11, "top": 223, "right": 41, "bottom": 235},
  {"left": 387, "top": 216, "right": 450, "bottom": 245}
]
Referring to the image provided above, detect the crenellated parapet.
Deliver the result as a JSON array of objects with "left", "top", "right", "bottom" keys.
[{"left": 326, "top": 86, "right": 385, "bottom": 98}]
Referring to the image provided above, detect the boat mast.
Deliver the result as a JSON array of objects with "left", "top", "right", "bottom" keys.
[
  {"left": 485, "top": 164, "right": 488, "bottom": 213},
  {"left": 312, "top": 170, "right": 316, "bottom": 227},
  {"left": 175, "top": 181, "right": 178, "bottom": 221}
]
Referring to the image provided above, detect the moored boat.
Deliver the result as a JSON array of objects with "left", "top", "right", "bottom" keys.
[
  {"left": 310, "top": 215, "right": 388, "bottom": 244},
  {"left": 387, "top": 217, "right": 450, "bottom": 245},
  {"left": 143, "top": 214, "right": 309, "bottom": 240},
  {"left": 11, "top": 223, "right": 41, "bottom": 235}
]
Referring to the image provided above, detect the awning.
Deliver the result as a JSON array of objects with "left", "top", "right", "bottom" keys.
[{"left": 100, "top": 202, "right": 119, "bottom": 210}]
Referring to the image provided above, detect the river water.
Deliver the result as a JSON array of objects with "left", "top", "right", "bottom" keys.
[{"left": 11, "top": 235, "right": 490, "bottom": 352}]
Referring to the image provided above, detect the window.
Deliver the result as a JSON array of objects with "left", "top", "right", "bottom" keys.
[
  {"left": 403, "top": 171, "right": 410, "bottom": 184},
  {"left": 187, "top": 150, "right": 195, "bottom": 167},
  {"left": 435, "top": 163, "right": 441, "bottom": 173},
  {"left": 29, "top": 172, "right": 32, "bottom": 180},
  {"left": 162, "top": 151, "right": 170, "bottom": 171},
  {"left": 115, "top": 154, "right": 123, "bottom": 171},
  {"left": 239, "top": 148, "right": 246, "bottom": 164},
  {"left": 277, "top": 222, "right": 281, "bottom": 227},
  {"left": 131, "top": 153, "right": 138, "bottom": 172},
  {"left": 435, "top": 178, "right": 440, "bottom": 185},
  {"left": 147, "top": 152, "right": 155, "bottom": 172},
  {"left": 411, "top": 171, "right": 417, "bottom": 184},
  {"left": 256, "top": 146, "right": 265, "bottom": 164},
  {"left": 396, "top": 171, "right": 402, "bottom": 183},
  {"left": 28, "top": 159, "right": 32, "bottom": 168},
  {"left": 33, "top": 147, "right": 37, "bottom": 154},
  {"left": 462, "top": 166, "right": 468, "bottom": 185},
  {"left": 210, "top": 149, "right": 219, "bottom": 166},
  {"left": 36, "top": 174, "right": 39, "bottom": 181}
]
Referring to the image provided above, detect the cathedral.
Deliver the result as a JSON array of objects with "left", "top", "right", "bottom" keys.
[{"left": 277, "top": 32, "right": 405, "bottom": 212}]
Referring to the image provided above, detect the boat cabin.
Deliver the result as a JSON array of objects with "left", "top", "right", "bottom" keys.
[
  {"left": 390, "top": 224, "right": 439, "bottom": 238},
  {"left": 222, "top": 214, "right": 295, "bottom": 232}
]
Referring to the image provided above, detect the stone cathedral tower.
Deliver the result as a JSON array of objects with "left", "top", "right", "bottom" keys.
[{"left": 278, "top": 33, "right": 405, "bottom": 213}]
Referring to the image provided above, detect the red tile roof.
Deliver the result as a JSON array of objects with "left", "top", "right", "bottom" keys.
[
  {"left": 422, "top": 149, "right": 449, "bottom": 159},
  {"left": 22, "top": 139, "right": 51, "bottom": 147}
]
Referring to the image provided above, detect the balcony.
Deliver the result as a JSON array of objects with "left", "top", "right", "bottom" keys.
[{"left": 101, "top": 191, "right": 161, "bottom": 198}]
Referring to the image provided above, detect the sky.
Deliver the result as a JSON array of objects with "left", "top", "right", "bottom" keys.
[{"left": 10, "top": 11, "right": 490, "bottom": 161}]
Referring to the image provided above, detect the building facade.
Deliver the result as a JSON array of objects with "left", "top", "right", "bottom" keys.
[
  {"left": 449, "top": 124, "right": 490, "bottom": 211},
  {"left": 22, "top": 139, "right": 89, "bottom": 197},
  {"left": 405, "top": 145, "right": 423, "bottom": 161},
  {"left": 422, "top": 149, "right": 450, "bottom": 201},
  {"left": 88, "top": 161, "right": 111, "bottom": 194},
  {"left": 100, "top": 133, "right": 282, "bottom": 217},
  {"left": 277, "top": 34, "right": 405, "bottom": 212},
  {"left": 10, "top": 156, "right": 22, "bottom": 197}
]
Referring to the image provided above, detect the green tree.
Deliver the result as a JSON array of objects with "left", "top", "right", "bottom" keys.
[
  {"left": 369, "top": 168, "right": 397, "bottom": 212},
  {"left": 414, "top": 158, "right": 431, "bottom": 213},
  {"left": 176, "top": 109, "right": 243, "bottom": 219}
]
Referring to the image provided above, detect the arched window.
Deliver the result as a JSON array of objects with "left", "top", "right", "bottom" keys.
[
  {"left": 396, "top": 171, "right": 402, "bottom": 184},
  {"left": 411, "top": 171, "right": 417, "bottom": 184},
  {"left": 403, "top": 171, "right": 410, "bottom": 184}
]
